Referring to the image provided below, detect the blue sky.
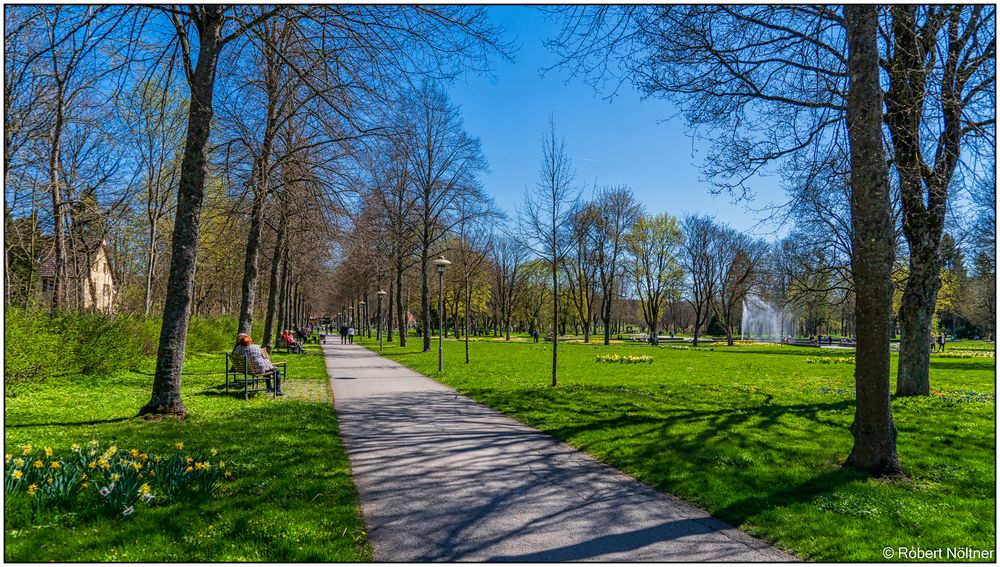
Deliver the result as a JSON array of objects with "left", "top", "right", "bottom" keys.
[{"left": 448, "top": 6, "right": 789, "bottom": 239}]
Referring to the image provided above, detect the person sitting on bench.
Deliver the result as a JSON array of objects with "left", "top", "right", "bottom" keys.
[
  {"left": 233, "top": 333, "right": 284, "bottom": 396},
  {"left": 281, "top": 329, "right": 304, "bottom": 354}
]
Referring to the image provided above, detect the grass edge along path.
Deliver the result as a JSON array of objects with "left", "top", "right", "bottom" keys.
[
  {"left": 4, "top": 343, "right": 372, "bottom": 562},
  {"left": 360, "top": 335, "right": 995, "bottom": 562}
]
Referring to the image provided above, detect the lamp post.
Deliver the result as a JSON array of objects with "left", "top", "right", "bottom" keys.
[
  {"left": 376, "top": 289, "right": 387, "bottom": 351},
  {"left": 432, "top": 256, "right": 451, "bottom": 372},
  {"left": 348, "top": 306, "right": 354, "bottom": 329},
  {"left": 359, "top": 300, "right": 366, "bottom": 342}
]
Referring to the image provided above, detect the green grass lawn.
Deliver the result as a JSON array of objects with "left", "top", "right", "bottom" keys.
[
  {"left": 4, "top": 343, "right": 371, "bottom": 562},
  {"left": 366, "top": 334, "right": 995, "bottom": 561}
]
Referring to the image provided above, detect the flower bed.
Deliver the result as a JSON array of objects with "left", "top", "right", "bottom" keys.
[
  {"left": 5, "top": 440, "right": 233, "bottom": 521},
  {"left": 596, "top": 354, "right": 654, "bottom": 364}
]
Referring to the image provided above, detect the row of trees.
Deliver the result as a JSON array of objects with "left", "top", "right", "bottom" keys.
[
  {"left": 4, "top": 6, "right": 993, "bottom": 477},
  {"left": 3, "top": 5, "right": 509, "bottom": 417}
]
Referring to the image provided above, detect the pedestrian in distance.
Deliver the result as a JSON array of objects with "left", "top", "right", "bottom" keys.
[
  {"left": 348, "top": 326, "right": 355, "bottom": 344},
  {"left": 340, "top": 325, "right": 348, "bottom": 344}
]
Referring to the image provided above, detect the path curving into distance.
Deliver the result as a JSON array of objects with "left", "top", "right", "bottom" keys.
[{"left": 323, "top": 341, "right": 795, "bottom": 562}]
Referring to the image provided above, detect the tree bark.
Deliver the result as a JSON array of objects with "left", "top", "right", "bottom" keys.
[
  {"left": 237, "top": 179, "right": 266, "bottom": 334},
  {"left": 262, "top": 212, "right": 286, "bottom": 352},
  {"left": 395, "top": 256, "right": 406, "bottom": 346},
  {"left": 421, "top": 247, "right": 431, "bottom": 352},
  {"left": 140, "top": 7, "right": 226, "bottom": 417},
  {"left": 48, "top": 82, "right": 67, "bottom": 312},
  {"left": 843, "top": 4, "right": 901, "bottom": 474}
]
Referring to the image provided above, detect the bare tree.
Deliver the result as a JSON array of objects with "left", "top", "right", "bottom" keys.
[
  {"left": 680, "top": 216, "right": 719, "bottom": 347},
  {"left": 490, "top": 229, "right": 528, "bottom": 341},
  {"left": 521, "top": 118, "right": 579, "bottom": 387},
  {"left": 886, "top": 5, "right": 995, "bottom": 396},
  {"left": 592, "top": 185, "right": 641, "bottom": 344},
  {"left": 563, "top": 202, "right": 601, "bottom": 342},
  {"left": 713, "top": 227, "right": 769, "bottom": 346},
  {"left": 403, "top": 82, "right": 489, "bottom": 352}
]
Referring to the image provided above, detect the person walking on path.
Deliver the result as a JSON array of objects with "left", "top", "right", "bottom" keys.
[
  {"left": 938, "top": 331, "right": 946, "bottom": 352},
  {"left": 340, "top": 325, "right": 348, "bottom": 344},
  {"left": 347, "top": 326, "right": 355, "bottom": 344}
]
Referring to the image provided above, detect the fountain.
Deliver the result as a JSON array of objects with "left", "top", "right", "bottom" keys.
[{"left": 741, "top": 294, "right": 791, "bottom": 341}]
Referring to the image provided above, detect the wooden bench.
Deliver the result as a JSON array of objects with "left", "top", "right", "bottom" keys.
[
  {"left": 275, "top": 337, "right": 302, "bottom": 354},
  {"left": 225, "top": 352, "right": 285, "bottom": 399}
]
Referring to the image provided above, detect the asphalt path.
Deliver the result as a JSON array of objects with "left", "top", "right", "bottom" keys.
[{"left": 324, "top": 341, "right": 795, "bottom": 562}]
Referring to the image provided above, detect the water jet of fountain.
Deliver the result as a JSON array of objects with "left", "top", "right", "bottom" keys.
[{"left": 741, "top": 295, "right": 790, "bottom": 342}]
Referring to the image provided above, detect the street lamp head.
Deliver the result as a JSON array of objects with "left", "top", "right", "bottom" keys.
[
  {"left": 359, "top": 300, "right": 366, "bottom": 306},
  {"left": 432, "top": 255, "right": 452, "bottom": 273},
  {"left": 376, "top": 289, "right": 387, "bottom": 297}
]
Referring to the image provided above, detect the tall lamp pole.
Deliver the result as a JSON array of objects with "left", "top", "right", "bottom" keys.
[
  {"left": 376, "top": 289, "right": 387, "bottom": 351},
  {"left": 432, "top": 256, "right": 451, "bottom": 373}
]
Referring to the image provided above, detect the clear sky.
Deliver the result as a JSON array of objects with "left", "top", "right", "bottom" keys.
[{"left": 447, "top": 6, "right": 789, "bottom": 239}]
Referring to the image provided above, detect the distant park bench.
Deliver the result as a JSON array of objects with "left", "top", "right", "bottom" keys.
[
  {"left": 275, "top": 337, "right": 304, "bottom": 354},
  {"left": 225, "top": 352, "right": 284, "bottom": 400}
]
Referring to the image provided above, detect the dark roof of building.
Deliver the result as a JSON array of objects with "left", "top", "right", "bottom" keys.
[{"left": 38, "top": 236, "right": 115, "bottom": 284}]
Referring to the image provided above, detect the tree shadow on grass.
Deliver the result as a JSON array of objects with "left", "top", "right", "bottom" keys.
[{"left": 6, "top": 416, "right": 134, "bottom": 428}]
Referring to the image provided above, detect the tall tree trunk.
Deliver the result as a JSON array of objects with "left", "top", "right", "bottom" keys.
[
  {"left": 465, "top": 276, "right": 471, "bottom": 363},
  {"left": 421, "top": 248, "right": 431, "bottom": 352},
  {"left": 276, "top": 229, "right": 290, "bottom": 340},
  {"left": 48, "top": 85, "right": 67, "bottom": 312},
  {"left": 896, "top": 246, "right": 939, "bottom": 395},
  {"left": 843, "top": 3, "right": 901, "bottom": 474},
  {"left": 262, "top": 213, "right": 286, "bottom": 351},
  {"left": 143, "top": 223, "right": 158, "bottom": 316},
  {"left": 237, "top": 179, "right": 266, "bottom": 334},
  {"left": 140, "top": 7, "right": 226, "bottom": 417},
  {"left": 387, "top": 277, "right": 395, "bottom": 342},
  {"left": 396, "top": 258, "right": 406, "bottom": 346}
]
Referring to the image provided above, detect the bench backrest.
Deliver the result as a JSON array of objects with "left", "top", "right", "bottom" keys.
[
  {"left": 228, "top": 352, "right": 248, "bottom": 374},
  {"left": 276, "top": 337, "right": 289, "bottom": 348}
]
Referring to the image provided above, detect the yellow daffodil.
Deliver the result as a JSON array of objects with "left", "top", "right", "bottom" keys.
[
  {"left": 44, "top": 447, "right": 53, "bottom": 457},
  {"left": 80, "top": 473, "right": 88, "bottom": 481},
  {"left": 132, "top": 462, "right": 143, "bottom": 471},
  {"left": 4, "top": 454, "right": 10, "bottom": 463},
  {"left": 50, "top": 461, "right": 61, "bottom": 469},
  {"left": 88, "top": 440, "right": 98, "bottom": 447},
  {"left": 148, "top": 470, "right": 156, "bottom": 478},
  {"left": 129, "top": 449, "right": 139, "bottom": 457},
  {"left": 70, "top": 443, "right": 80, "bottom": 452},
  {"left": 21, "top": 444, "right": 33, "bottom": 455},
  {"left": 46, "top": 477, "right": 53, "bottom": 485},
  {"left": 184, "top": 456, "right": 193, "bottom": 464},
  {"left": 153, "top": 456, "right": 161, "bottom": 463},
  {"left": 102, "top": 463, "right": 110, "bottom": 471},
  {"left": 14, "top": 458, "right": 24, "bottom": 467},
  {"left": 185, "top": 466, "right": 193, "bottom": 473},
  {"left": 32, "top": 460, "right": 44, "bottom": 469},
  {"left": 219, "top": 462, "right": 226, "bottom": 469},
  {"left": 224, "top": 471, "right": 233, "bottom": 479},
  {"left": 81, "top": 482, "right": 89, "bottom": 489},
  {"left": 12, "top": 469, "right": 23, "bottom": 480},
  {"left": 111, "top": 473, "right": 121, "bottom": 482},
  {"left": 140, "top": 453, "right": 149, "bottom": 461},
  {"left": 88, "top": 461, "right": 97, "bottom": 469},
  {"left": 27, "top": 483, "right": 38, "bottom": 495},
  {"left": 210, "top": 448, "right": 218, "bottom": 456},
  {"left": 139, "top": 483, "right": 151, "bottom": 494},
  {"left": 175, "top": 442, "right": 184, "bottom": 451},
  {"left": 107, "top": 446, "right": 117, "bottom": 456}
]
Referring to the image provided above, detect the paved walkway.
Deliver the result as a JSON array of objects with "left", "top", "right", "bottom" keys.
[{"left": 323, "top": 342, "right": 795, "bottom": 562}]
